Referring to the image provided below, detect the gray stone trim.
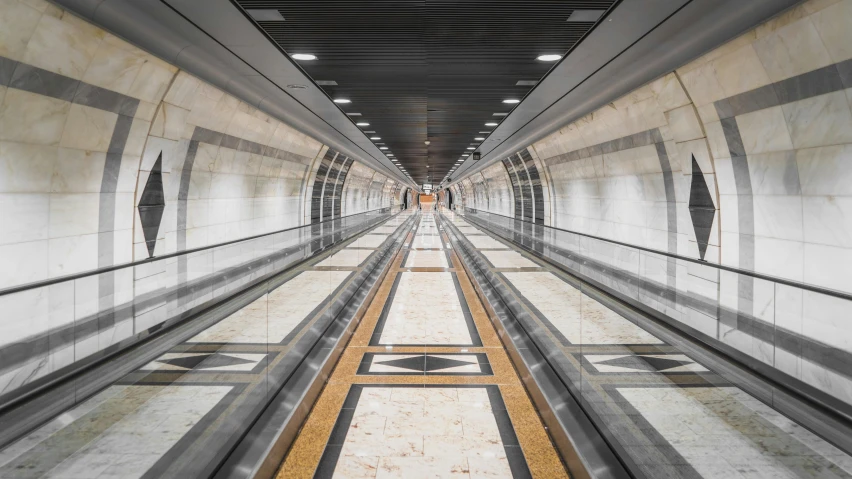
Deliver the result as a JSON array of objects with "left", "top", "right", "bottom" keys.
[
  {"left": 188, "top": 126, "right": 313, "bottom": 165},
  {"left": 2, "top": 56, "right": 147, "bottom": 333},
  {"left": 655, "top": 141, "right": 678, "bottom": 291},
  {"left": 716, "top": 117, "right": 755, "bottom": 322},
  {"left": 715, "top": 58, "right": 852, "bottom": 120},
  {"left": 547, "top": 127, "right": 664, "bottom": 166}
]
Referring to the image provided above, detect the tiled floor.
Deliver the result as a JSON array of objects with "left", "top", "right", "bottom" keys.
[
  {"left": 443, "top": 208, "right": 852, "bottom": 479},
  {"left": 280, "top": 205, "right": 568, "bottom": 478},
  {"left": 0, "top": 213, "right": 413, "bottom": 479}
]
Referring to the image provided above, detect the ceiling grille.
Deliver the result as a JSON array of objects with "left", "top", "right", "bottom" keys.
[{"left": 236, "top": 0, "right": 614, "bottom": 182}]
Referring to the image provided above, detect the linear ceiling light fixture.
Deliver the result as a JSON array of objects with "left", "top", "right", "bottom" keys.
[
  {"left": 370, "top": 137, "right": 381, "bottom": 140},
  {"left": 291, "top": 53, "right": 317, "bottom": 61},
  {"left": 333, "top": 98, "right": 351, "bottom": 104},
  {"left": 485, "top": 122, "right": 498, "bottom": 126},
  {"left": 356, "top": 122, "right": 369, "bottom": 126},
  {"left": 502, "top": 99, "right": 520, "bottom": 104}
]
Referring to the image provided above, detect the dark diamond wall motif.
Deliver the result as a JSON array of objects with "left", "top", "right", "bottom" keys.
[
  {"left": 688, "top": 155, "right": 715, "bottom": 260},
  {"left": 138, "top": 153, "right": 165, "bottom": 258}
]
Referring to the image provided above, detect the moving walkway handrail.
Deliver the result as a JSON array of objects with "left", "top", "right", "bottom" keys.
[
  {"left": 459, "top": 207, "right": 852, "bottom": 301},
  {"left": 0, "top": 206, "right": 395, "bottom": 297}
]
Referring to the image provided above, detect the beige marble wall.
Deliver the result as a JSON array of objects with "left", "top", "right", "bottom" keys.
[
  {"left": 0, "top": 0, "right": 401, "bottom": 291},
  {"left": 341, "top": 161, "right": 401, "bottom": 215},
  {"left": 468, "top": 172, "right": 489, "bottom": 211},
  {"left": 530, "top": 72, "right": 704, "bottom": 259},
  {"left": 480, "top": 162, "right": 514, "bottom": 217},
  {"left": 456, "top": 0, "right": 852, "bottom": 407},
  {"left": 0, "top": 0, "right": 401, "bottom": 396},
  {"left": 0, "top": 0, "right": 178, "bottom": 290},
  {"left": 137, "top": 70, "right": 324, "bottom": 259},
  {"left": 673, "top": 0, "right": 852, "bottom": 403}
]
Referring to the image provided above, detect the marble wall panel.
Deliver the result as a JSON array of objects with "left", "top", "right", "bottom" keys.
[
  {"left": 455, "top": 0, "right": 852, "bottom": 409},
  {"left": 0, "top": 0, "right": 398, "bottom": 404}
]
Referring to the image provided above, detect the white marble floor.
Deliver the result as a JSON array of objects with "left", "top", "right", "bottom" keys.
[
  {"left": 353, "top": 234, "right": 390, "bottom": 248},
  {"left": 318, "top": 248, "right": 376, "bottom": 267},
  {"left": 502, "top": 271, "right": 662, "bottom": 345},
  {"left": 620, "top": 387, "right": 852, "bottom": 478},
  {"left": 377, "top": 272, "right": 472, "bottom": 346},
  {"left": 411, "top": 227, "right": 443, "bottom": 249},
  {"left": 481, "top": 250, "right": 538, "bottom": 269},
  {"left": 404, "top": 250, "right": 449, "bottom": 268},
  {"left": 0, "top": 384, "right": 231, "bottom": 479},
  {"left": 466, "top": 235, "right": 508, "bottom": 250},
  {"left": 334, "top": 387, "right": 513, "bottom": 479},
  {"left": 190, "top": 270, "right": 352, "bottom": 343}
]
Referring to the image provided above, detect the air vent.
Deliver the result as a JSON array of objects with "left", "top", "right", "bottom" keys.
[
  {"left": 567, "top": 9, "right": 605, "bottom": 22},
  {"left": 315, "top": 80, "right": 338, "bottom": 86},
  {"left": 286, "top": 84, "right": 308, "bottom": 89},
  {"left": 247, "top": 9, "right": 285, "bottom": 21},
  {"left": 516, "top": 80, "right": 538, "bottom": 86}
]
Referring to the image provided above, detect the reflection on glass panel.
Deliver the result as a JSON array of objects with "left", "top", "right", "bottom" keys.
[
  {"left": 450, "top": 207, "right": 852, "bottom": 479},
  {"left": 0, "top": 207, "right": 402, "bottom": 476}
]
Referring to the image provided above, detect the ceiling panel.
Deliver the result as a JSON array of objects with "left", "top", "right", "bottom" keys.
[{"left": 234, "top": 0, "right": 614, "bottom": 184}]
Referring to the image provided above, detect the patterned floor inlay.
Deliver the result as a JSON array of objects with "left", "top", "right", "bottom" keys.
[
  {"left": 581, "top": 354, "right": 708, "bottom": 374},
  {"left": 358, "top": 353, "right": 493, "bottom": 376},
  {"left": 141, "top": 352, "right": 269, "bottom": 373},
  {"left": 279, "top": 208, "right": 568, "bottom": 479}
]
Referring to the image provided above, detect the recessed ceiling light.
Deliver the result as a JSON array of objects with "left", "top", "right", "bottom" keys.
[
  {"left": 347, "top": 113, "right": 361, "bottom": 116},
  {"left": 291, "top": 53, "right": 317, "bottom": 61},
  {"left": 380, "top": 147, "right": 388, "bottom": 150},
  {"left": 485, "top": 122, "right": 498, "bottom": 126},
  {"left": 466, "top": 147, "right": 475, "bottom": 150},
  {"left": 356, "top": 122, "right": 369, "bottom": 126},
  {"left": 493, "top": 113, "right": 508, "bottom": 117},
  {"left": 370, "top": 137, "right": 381, "bottom": 140},
  {"left": 502, "top": 99, "right": 520, "bottom": 104},
  {"left": 315, "top": 80, "right": 338, "bottom": 86},
  {"left": 474, "top": 137, "right": 485, "bottom": 141},
  {"left": 537, "top": 54, "right": 562, "bottom": 62},
  {"left": 333, "top": 98, "right": 351, "bottom": 104}
]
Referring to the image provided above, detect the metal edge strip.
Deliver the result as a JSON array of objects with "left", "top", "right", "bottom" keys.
[
  {"left": 213, "top": 213, "right": 417, "bottom": 478},
  {"left": 437, "top": 212, "right": 632, "bottom": 479}
]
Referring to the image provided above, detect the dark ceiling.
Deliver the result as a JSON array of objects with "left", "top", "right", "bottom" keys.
[{"left": 234, "top": 0, "right": 615, "bottom": 184}]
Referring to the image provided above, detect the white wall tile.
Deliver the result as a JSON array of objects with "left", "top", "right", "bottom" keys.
[
  {"left": 0, "top": 0, "right": 43, "bottom": 62},
  {"left": 21, "top": 12, "right": 104, "bottom": 80},
  {"left": 752, "top": 15, "right": 833, "bottom": 82},
  {"left": 781, "top": 91, "right": 852, "bottom": 149},
  {"left": 0, "top": 193, "right": 49, "bottom": 245},
  {"left": 0, "top": 89, "right": 70, "bottom": 145},
  {"left": 59, "top": 104, "right": 118, "bottom": 152},
  {"left": 735, "top": 106, "right": 794, "bottom": 154}
]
